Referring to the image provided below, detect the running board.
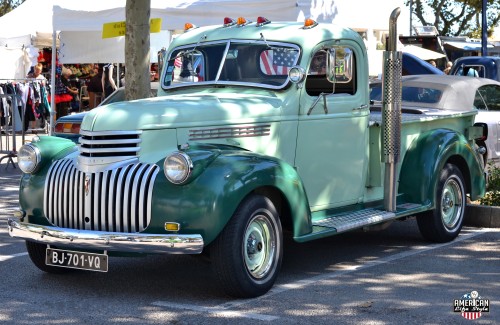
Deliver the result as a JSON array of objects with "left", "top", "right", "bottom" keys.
[
  {"left": 313, "top": 208, "right": 395, "bottom": 233},
  {"left": 295, "top": 203, "right": 427, "bottom": 243}
]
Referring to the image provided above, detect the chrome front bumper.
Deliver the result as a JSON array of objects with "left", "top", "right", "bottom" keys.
[{"left": 7, "top": 219, "right": 204, "bottom": 254}]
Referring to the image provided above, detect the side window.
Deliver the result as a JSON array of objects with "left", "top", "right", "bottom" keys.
[
  {"left": 475, "top": 85, "right": 500, "bottom": 111},
  {"left": 305, "top": 46, "right": 356, "bottom": 96},
  {"left": 457, "top": 65, "right": 485, "bottom": 78}
]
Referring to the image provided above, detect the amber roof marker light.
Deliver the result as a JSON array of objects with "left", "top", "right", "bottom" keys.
[
  {"left": 236, "top": 17, "right": 251, "bottom": 27},
  {"left": 184, "top": 22, "right": 197, "bottom": 32},
  {"left": 302, "top": 18, "right": 318, "bottom": 29}
]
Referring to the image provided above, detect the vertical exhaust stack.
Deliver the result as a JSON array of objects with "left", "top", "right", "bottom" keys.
[{"left": 381, "top": 8, "right": 402, "bottom": 212}]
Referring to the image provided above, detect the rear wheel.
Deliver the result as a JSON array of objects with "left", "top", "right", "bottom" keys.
[
  {"left": 417, "top": 164, "right": 466, "bottom": 242},
  {"left": 210, "top": 194, "right": 283, "bottom": 298},
  {"left": 26, "top": 241, "right": 71, "bottom": 274}
]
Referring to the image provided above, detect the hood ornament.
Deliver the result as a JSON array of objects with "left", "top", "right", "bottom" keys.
[{"left": 84, "top": 175, "right": 91, "bottom": 196}]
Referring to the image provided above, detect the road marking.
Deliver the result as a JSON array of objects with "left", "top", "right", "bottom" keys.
[
  {"left": 0, "top": 252, "right": 28, "bottom": 262},
  {"left": 151, "top": 301, "right": 279, "bottom": 321}
]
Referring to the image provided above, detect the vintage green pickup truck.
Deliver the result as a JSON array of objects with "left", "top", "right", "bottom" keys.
[{"left": 8, "top": 9, "right": 486, "bottom": 298}]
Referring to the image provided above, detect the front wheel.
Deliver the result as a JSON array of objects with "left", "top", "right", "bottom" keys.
[
  {"left": 210, "top": 194, "right": 283, "bottom": 298},
  {"left": 417, "top": 164, "right": 466, "bottom": 242}
]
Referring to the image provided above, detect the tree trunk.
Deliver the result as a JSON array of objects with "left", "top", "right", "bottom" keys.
[{"left": 125, "top": 0, "right": 150, "bottom": 101}]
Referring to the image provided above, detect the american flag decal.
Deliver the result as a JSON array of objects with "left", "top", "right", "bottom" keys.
[{"left": 260, "top": 48, "right": 297, "bottom": 75}]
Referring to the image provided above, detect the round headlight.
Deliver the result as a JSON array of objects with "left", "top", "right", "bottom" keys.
[
  {"left": 288, "top": 66, "right": 306, "bottom": 84},
  {"left": 164, "top": 152, "right": 193, "bottom": 184},
  {"left": 18, "top": 144, "right": 41, "bottom": 174}
]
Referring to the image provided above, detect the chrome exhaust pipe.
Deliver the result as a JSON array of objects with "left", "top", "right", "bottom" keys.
[{"left": 381, "top": 8, "right": 402, "bottom": 212}]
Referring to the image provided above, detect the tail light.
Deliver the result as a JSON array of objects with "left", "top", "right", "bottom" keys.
[{"left": 54, "top": 122, "right": 81, "bottom": 134}]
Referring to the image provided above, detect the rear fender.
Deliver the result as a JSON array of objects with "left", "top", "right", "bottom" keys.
[{"left": 399, "top": 129, "right": 485, "bottom": 205}]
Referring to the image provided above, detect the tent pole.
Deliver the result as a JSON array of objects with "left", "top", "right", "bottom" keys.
[{"left": 50, "top": 30, "right": 56, "bottom": 136}]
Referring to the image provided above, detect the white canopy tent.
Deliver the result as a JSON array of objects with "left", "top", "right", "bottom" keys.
[
  {"left": 1, "top": 0, "right": 409, "bottom": 79},
  {"left": 52, "top": 0, "right": 298, "bottom": 64}
]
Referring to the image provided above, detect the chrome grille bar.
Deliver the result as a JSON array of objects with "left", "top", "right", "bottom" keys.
[{"left": 44, "top": 159, "right": 159, "bottom": 233}]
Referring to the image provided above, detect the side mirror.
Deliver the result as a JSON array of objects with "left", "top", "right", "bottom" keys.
[{"left": 326, "top": 48, "right": 336, "bottom": 83}]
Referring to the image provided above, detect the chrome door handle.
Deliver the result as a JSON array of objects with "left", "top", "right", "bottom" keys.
[{"left": 353, "top": 104, "right": 368, "bottom": 111}]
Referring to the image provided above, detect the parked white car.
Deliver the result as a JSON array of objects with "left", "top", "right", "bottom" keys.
[{"left": 370, "top": 75, "right": 500, "bottom": 164}]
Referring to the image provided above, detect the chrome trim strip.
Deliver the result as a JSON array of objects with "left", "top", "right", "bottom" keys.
[
  {"left": 79, "top": 130, "right": 142, "bottom": 137},
  {"left": 79, "top": 147, "right": 141, "bottom": 154},
  {"left": 76, "top": 156, "right": 139, "bottom": 174},
  {"left": 79, "top": 138, "right": 141, "bottom": 145},
  {"left": 8, "top": 219, "right": 204, "bottom": 254}
]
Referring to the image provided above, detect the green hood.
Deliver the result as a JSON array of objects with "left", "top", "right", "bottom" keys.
[{"left": 81, "top": 91, "right": 285, "bottom": 132}]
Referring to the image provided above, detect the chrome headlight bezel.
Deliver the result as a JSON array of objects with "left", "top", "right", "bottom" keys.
[
  {"left": 17, "top": 144, "right": 41, "bottom": 174},
  {"left": 163, "top": 151, "right": 193, "bottom": 184}
]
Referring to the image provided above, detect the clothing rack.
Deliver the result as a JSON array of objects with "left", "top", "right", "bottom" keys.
[
  {"left": 0, "top": 79, "right": 51, "bottom": 169},
  {"left": 0, "top": 92, "right": 22, "bottom": 169}
]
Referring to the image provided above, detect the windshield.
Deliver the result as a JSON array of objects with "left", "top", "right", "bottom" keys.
[{"left": 162, "top": 40, "right": 300, "bottom": 89}]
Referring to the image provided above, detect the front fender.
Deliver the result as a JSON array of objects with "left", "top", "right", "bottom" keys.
[
  {"left": 399, "top": 129, "right": 485, "bottom": 205},
  {"left": 19, "top": 136, "right": 78, "bottom": 222},
  {"left": 149, "top": 150, "right": 312, "bottom": 245}
]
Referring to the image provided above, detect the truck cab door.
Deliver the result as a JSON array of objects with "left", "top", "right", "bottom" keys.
[{"left": 294, "top": 45, "right": 370, "bottom": 211}]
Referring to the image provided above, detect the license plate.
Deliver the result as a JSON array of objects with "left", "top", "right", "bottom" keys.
[{"left": 46, "top": 248, "right": 108, "bottom": 272}]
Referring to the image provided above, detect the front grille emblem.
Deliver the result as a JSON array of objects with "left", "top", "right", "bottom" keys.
[{"left": 84, "top": 175, "right": 91, "bottom": 196}]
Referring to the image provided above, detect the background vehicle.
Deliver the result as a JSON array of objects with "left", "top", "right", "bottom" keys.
[
  {"left": 401, "top": 52, "right": 444, "bottom": 75},
  {"left": 54, "top": 82, "right": 159, "bottom": 142},
  {"left": 370, "top": 75, "right": 500, "bottom": 164},
  {"left": 449, "top": 56, "right": 500, "bottom": 82}
]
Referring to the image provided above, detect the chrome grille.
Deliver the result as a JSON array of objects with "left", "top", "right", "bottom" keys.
[
  {"left": 79, "top": 130, "right": 142, "bottom": 158},
  {"left": 44, "top": 159, "right": 159, "bottom": 233}
]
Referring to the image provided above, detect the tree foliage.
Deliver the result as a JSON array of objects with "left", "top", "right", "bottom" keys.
[
  {"left": 406, "top": 0, "right": 500, "bottom": 37},
  {"left": 0, "top": 0, "right": 25, "bottom": 17}
]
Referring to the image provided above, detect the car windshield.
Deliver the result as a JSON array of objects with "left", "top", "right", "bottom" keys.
[
  {"left": 99, "top": 85, "right": 158, "bottom": 106},
  {"left": 163, "top": 40, "right": 300, "bottom": 89},
  {"left": 370, "top": 84, "right": 443, "bottom": 104}
]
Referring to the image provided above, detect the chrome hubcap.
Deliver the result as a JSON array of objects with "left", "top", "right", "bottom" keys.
[
  {"left": 441, "top": 178, "right": 463, "bottom": 229},
  {"left": 244, "top": 215, "right": 276, "bottom": 279}
]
